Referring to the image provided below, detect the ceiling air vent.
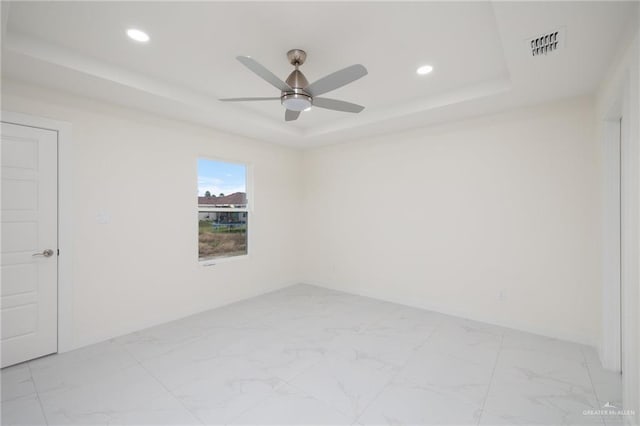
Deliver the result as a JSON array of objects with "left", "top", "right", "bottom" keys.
[{"left": 528, "top": 28, "right": 564, "bottom": 57}]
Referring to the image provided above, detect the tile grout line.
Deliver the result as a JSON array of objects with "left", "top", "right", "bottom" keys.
[
  {"left": 278, "top": 379, "right": 356, "bottom": 425},
  {"left": 116, "top": 340, "right": 206, "bottom": 426},
  {"left": 352, "top": 317, "right": 444, "bottom": 425},
  {"left": 0, "top": 362, "right": 38, "bottom": 403},
  {"left": 103, "top": 300, "right": 290, "bottom": 425},
  {"left": 222, "top": 379, "right": 291, "bottom": 426},
  {"left": 350, "top": 305, "right": 444, "bottom": 423},
  {"left": 12, "top": 287, "right": 601, "bottom": 426},
  {"left": 117, "top": 301, "right": 319, "bottom": 426},
  {"left": 232, "top": 302, "right": 438, "bottom": 425},
  {"left": 294, "top": 299, "right": 416, "bottom": 424},
  {"left": 222, "top": 331, "right": 338, "bottom": 424},
  {"left": 26, "top": 362, "right": 50, "bottom": 426},
  {"left": 475, "top": 331, "right": 504, "bottom": 426},
  {"left": 581, "top": 347, "right": 607, "bottom": 426},
  {"left": 223, "top": 304, "right": 375, "bottom": 426},
  {"left": 225, "top": 300, "right": 402, "bottom": 424},
  {"left": 111, "top": 297, "right": 282, "bottom": 366}
]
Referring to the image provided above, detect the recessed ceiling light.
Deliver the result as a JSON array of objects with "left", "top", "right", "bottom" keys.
[
  {"left": 416, "top": 65, "right": 434, "bottom": 75},
  {"left": 126, "top": 28, "right": 150, "bottom": 43}
]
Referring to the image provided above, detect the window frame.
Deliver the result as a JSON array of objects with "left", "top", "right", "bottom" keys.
[{"left": 197, "top": 156, "right": 252, "bottom": 266}]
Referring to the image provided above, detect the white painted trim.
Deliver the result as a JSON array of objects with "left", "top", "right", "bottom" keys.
[
  {"left": 3, "top": 32, "right": 299, "bottom": 145},
  {"left": 198, "top": 207, "right": 248, "bottom": 212},
  {"left": 0, "top": 111, "right": 74, "bottom": 353},
  {"left": 601, "top": 118, "right": 622, "bottom": 372},
  {"left": 620, "top": 88, "right": 640, "bottom": 426},
  {"left": 619, "top": 65, "right": 640, "bottom": 425},
  {"left": 200, "top": 254, "right": 249, "bottom": 267},
  {"left": 597, "top": 30, "right": 639, "bottom": 425}
]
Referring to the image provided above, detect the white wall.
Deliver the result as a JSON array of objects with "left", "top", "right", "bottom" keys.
[
  {"left": 1, "top": 80, "right": 303, "bottom": 350},
  {"left": 302, "top": 96, "right": 601, "bottom": 346},
  {"left": 1, "top": 81, "right": 606, "bottom": 354}
]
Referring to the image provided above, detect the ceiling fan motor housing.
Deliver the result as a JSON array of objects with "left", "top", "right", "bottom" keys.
[
  {"left": 282, "top": 51, "right": 312, "bottom": 111},
  {"left": 285, "top": 69, "right": 309, "bottom": 90}
]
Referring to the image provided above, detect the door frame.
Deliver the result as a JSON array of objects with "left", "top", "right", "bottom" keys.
[
  {"left": 1, "top": 110, "right": 74, "bottom": 354},
  {"left": 598, "top": 32, "right": 639, "bottom": 423},
  {"left": 601, "top": 115, "right": 622, "bottom": 373}
]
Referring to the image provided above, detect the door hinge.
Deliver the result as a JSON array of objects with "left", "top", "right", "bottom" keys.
[{"left": 57, "top": 249, "right": 60, "bottom": 256}]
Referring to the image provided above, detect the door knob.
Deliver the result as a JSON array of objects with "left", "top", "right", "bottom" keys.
[{"left": 32, "top": 249, "right": 54, "bottom": 257}]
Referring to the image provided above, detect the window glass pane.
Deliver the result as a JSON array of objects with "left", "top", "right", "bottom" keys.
[
  {"left": 197, "top": 159, "right": 247, "bottom": 208},
  {"left": 198, "top": 159, "right": 248, "bottom": 261},
  {"left": 199, "top": 212, "right": 248, "bottom": 260}
]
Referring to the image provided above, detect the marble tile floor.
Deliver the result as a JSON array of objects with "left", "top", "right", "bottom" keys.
[{"left": 1, "top": 284, "right": 625, "bottom": 426}]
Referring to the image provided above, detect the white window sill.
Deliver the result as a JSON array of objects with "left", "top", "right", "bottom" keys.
[{"left": 199, "top": 254, "right": 249, "bottom": 267}]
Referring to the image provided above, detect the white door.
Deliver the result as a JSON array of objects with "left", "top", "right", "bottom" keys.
[{"left": 1, "top": 122, "right": 58, "bottom": 368}]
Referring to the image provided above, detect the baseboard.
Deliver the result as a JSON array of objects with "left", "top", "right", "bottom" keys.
[
  {"left": 65, "top": 279, "right": 596, "bottom": 352},
  {"left": 300, "top": 280, "right": 597, "bottom": 348},
  {"left": 64, "top": 279, "right": 300, "bottom": 353}
]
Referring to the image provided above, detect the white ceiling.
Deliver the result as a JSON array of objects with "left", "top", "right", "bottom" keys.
[{"left": 1, "top": 1, "right": 637, "bottom": 148}]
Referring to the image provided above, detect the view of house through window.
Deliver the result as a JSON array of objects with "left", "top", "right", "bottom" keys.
[{"left": 198, "top": 159, "right": 248, "bottom": 261}]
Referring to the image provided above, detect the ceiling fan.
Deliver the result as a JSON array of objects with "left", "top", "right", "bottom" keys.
[{"left": 220, "top": 49, "right": 367, "bottom": 122}]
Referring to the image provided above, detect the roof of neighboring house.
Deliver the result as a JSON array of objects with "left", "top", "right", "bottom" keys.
[{"left": 198, "top": 192, "right": 246, "bottom": 206}]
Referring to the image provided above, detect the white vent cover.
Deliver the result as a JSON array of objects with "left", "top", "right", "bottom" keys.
[{"left": 528, "top": 28, "right": 565, "bottom": 57}]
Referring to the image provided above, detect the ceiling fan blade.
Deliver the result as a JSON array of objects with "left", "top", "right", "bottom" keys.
[
  {"left": 285, "top": 109, "right": 301, "bottom": 121},
  {"left": 219, "top": 97, "right": 280, "bottom": 102},
  {"left": 304, "top": 64, "right": 368, "bottom": 96},
  {"left": 236, "top": 56, "right": 292, "bottom": 92},
  {"left": 313, "top": 97, "right": 365, "bottom": 113}
]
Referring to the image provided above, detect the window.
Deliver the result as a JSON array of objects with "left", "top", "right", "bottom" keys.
[{"left": 198, "top": 158, "right": 248, "bottom": 261}]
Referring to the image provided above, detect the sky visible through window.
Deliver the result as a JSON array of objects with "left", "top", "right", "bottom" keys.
[{"left": 197, "top": 159, "right": 246, "bottom": 197}]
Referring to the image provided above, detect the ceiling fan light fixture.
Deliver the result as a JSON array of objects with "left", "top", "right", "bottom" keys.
[
  {"left": 126, "top": 28, "right": 150, "bottom": 43},
  {"left": 281, "top": 93, "right": 312, "bottom": 112},
  {"left": 416, "top": 64, "right": 434, "bottom": 75}
]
